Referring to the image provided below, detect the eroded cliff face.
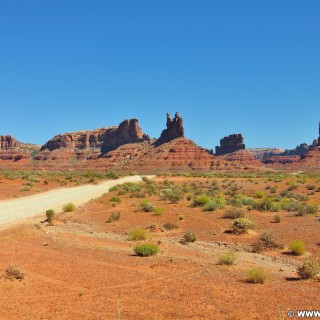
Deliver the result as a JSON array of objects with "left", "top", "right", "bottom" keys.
[
  {"left": 215, "top": 134, "right": 245, "bottom": 156},
  {"left": 155, "top": 112, "right": 184, "bottom": 145},
  {"left": 0, "top": 135, "right": 20, "bottom": 149},
  {"left": 41, "top": 119, "right": 149, "bottom": 152}
]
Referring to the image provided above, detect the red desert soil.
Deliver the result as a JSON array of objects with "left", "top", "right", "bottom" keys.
[{"left": 0, "top": 176, "right": 319, "bottom": 319}]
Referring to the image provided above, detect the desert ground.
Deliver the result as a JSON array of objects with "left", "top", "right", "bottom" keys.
[{"left": 0, "top": 171, "right": 319, "bottom": 319}]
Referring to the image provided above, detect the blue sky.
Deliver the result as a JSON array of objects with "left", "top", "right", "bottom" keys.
[{"left": 0, "top": 0, "right": 319, "bottom": 150}]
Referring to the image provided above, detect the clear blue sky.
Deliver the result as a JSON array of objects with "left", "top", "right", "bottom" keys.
[{"left": 0, "top": 0, "right": 319, "bottom": 150}]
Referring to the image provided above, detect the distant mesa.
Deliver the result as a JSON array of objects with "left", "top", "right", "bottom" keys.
[
  {"left": 155, "top": 112, "right": 185, "bottom": 146},
  {"left": 40, "top": 118, "right": 150, "bottom": 153},
  {"left": 215, "top": 134, "right": 245, "bottom": 156}
]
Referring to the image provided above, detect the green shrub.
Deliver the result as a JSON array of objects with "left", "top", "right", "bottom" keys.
[
  {"left": 128, "top": 228, "right": 149, "bottom": 241},
  {"left": 246, "top": 267, "right": 267, "bottom": 284},
  {"left": 271, "top": 202, "right": 282, "bottom": 212},
  {"left": 110, "top": 196, "right": 121, "bottom": 203},
  {"left": 255, "top": 191, "right": 265, "bottom": 198},
  {"left": 140, "top": 200, "right": 156, "bottom": 212},
  {"left": 183, "top": 232, "right": 197, "bottom": 243},
  {"left": 45, "top": 209, "right": 55, "bottom": 224},
  {"left": 163, "top": 222, "right": 178, "bottom": 230},
  {"left": 62, "top": 202, "right": 76, "bottom": 212},
  {"left": 109, "top": 185, "right": 119, "bottom": 192},
  {"left": 106, "top": 211, "right": 121, "bottom": 223},
  {"left": 218, "top": 252, "right": 236, "bottom": 265},
  {"left": 160, "top": 188, "right": 183, "bottom": 203},
  {"left": 231, "top": 218, "right": 256, "bottom": 234},
  {"left": 134, "top": 243, "right": 159, "bottom": 256},
  {"left": 297, "top": 258, "right": 320, "bottom": 279},
  {"left": 193, "top": 195, "right": 211, "bottom": 207},
  {"left": 289, "top": 240, "right": 305, "bottom": 255},
  {"left": 223, "top": 208, "right": 244, "bottom": 219},
  {"left": 203, "top": 201, "right": 219, "bottom": 212}
]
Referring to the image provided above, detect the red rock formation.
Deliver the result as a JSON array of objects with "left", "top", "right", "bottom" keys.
[
  {"left": 215, "top": 134, "right": 245, "bottom": 156},
  {"left": 155, "top": 112, "right": 184, "bottom": 145},
  {"left": 218, "top": 150, "right": 263, "bottom": 167},
  {"left": 0, "top": 135, "right": 20, "bottom": 149},
  {"left": 263, "top": 155, "right": 301, "bottom": 165},
  {"left": 41, "top": 119, "right": 148, "bottom": 152}
]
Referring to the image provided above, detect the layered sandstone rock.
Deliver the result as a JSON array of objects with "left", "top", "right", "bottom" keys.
[
  {"left": 218, "top": 150, "right": 263, "bottom": 167},
  {"left": 41, "top": 119, "right": 149, "bottom": 152},
  {"left": 0, "top": 135, "right": 20, "bottom": 149},
  {"left": 155, "top": 112, "right": 184, "bottom": 145},
  {"left": 215, "top": 134, "right": 245, "bottom": 156}
]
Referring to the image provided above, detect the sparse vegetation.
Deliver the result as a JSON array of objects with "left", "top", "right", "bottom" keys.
[
  {"left": 231, "top": 218, "right": 256, "bottom": 234},
  {"left": 218, "top": 252, "right": 236, "bottom": 265},
  {"left": 246, "top": 267, "right": 267, "bottom": 284},
  {"left": 223, "top": 208, "right": 244, "bottom": 219},
  {"left": 128, "top": 228, "right": 149, "bottom": 241},
  {"left": 45, "top": 209, "right": 55, "bottom": 224},
  {"left": 62, "top": 202, "right": 76, "bottom": 212},
  {"left": 183, "top": 232, "right": 197, "bottom": 243},
  {"left": 106, "top": 211, "right": 121, "bottom": 223},
  {"left": 297, "top": 258, "right": 320, "bottom": 279},
  {"left": 289, "top": 240, "right": 305, "bottom": 255},
  {"left": 4, "top": 264, "right": 24, "bottom": 280},
  {"left": 140, "top": 200, "right": 156, "bottom": 212},
  {"left": 134, "top": 243, "right": 159, "bottom": 256}
]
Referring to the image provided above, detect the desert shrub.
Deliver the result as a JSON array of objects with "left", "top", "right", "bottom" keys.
[
  {"left": 273, "top": 214, "right": 281, "bottom": 223},
  {"left": 179, "top": 214, "right": 185, "bottom": 220},
  {"left": 231, "top": 218, "right": 256, "bottom": 234},
  {"left": 297, "top": 258, "right": 320, "bottom": 279},
  {"left": 62, "top": 202, "right": 76, "bottom": 212},
  {"left": 45, "top": 209, "right": 55, "bottom": 224},
  {"left": 218, "top": 252, "right": 236, "bottom": 265},
  {"left": 306, "top": 184, "right": 316, "bottom": 190},
  {"left": 105, "top": 170, "right": 119, "bottom": 179},
  {"left": 140, "top": 200, "right": 156, "bottom": 212},
  {"left": 193, "top": 194, "right": 211, "bottom": 207},
  {"left": 106, "top": 211, "right": 121, "bottom": 223},
  {"left": 163, "top": 222, "right": 178, "bottom": 230},
  {"left": 269, "top": 187, "right": 277, "bottom": 194},
  {"left": 134, "top": 243, "right": 159, "bottom": 256},
  {"left": 253, "top": 230, "right": 284, "bottom": 252},
  {"left": 246, "top": 267, "right": 267, "bottom": 284},
  {"left": 160, "top": 188, "right": 183, "bottom": 203},
  {"left": 223, "top": 208, "right": 244, "bottom": 219},
  {"left": 4, "top": 265, "right": 24, "bottom": 280},
  {"left": 255, "top": 191, "right": 265, "bottom": 198},
  {"left": 254, "top": 197, "right": 273, "bottom": 211},
  {"left": 289, "top": 240, "right": 305, "bottom": 255},
  {"left": 280, "top": 190, "right": 308, "bottom": 201},
  {"left": 110, "top": 196, "right": 121, "bottom": 203},
  {"left": 145, "top": 182, "right": 159, "bottom": 195},
  {"left": 128, "top": 228, "right": 149, "bottom": 241},
  {"left": 288, "top": 184, "right": 298, "bottom": 191},
  {"left": 152, "top": 207, "right": 164, "bottom": 215},
  {"left": 109, "top": 185, "right": 119, "bottom": 192},
  {"left": 183, "top": 232, "right": 197, "bottom": 243},
  {"left": 203, "top": 201, "right": 219, "bottom": 212}
]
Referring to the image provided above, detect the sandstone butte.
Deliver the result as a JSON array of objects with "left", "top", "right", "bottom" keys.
[{"left": 0, "top": 114, "right": 319, "bottom": 171}]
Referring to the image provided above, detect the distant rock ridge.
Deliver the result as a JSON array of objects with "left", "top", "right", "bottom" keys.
[
  {"left": 155, "top": 112, "right": 184, "bottom": 145},
  {"left": 40, "top": 119, "right": 149, "bottom": 152},
  {"left": 215, "top": 134, "right": 245, "bottom": 156},
  {"left": 0, "top": 135, "right": 20, "bottom": 149}
]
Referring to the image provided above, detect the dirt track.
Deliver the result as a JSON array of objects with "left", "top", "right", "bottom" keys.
[{"left": 0, "top": 176, "right": 146, "bottom": 226}]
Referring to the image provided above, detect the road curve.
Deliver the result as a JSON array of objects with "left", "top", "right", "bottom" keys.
[{"left": 0, "top": 175, "right": 148, "bottom": 226}]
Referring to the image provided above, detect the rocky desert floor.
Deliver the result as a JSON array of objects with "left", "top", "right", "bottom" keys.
[{"left": 0, "top": 172, "right": 319, "bottom": 319}]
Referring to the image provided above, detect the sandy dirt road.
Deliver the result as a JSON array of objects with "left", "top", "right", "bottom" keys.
[{"left": 0, "top": 175, "right": 147, "bottom": 226}]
